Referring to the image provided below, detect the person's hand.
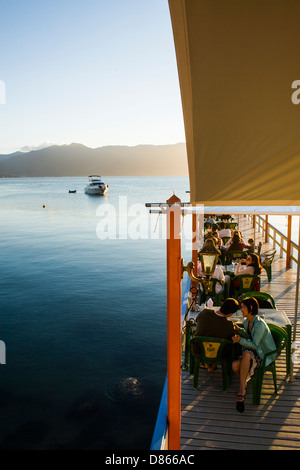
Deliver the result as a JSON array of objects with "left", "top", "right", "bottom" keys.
[
  {"left": 232, "top": 334, "right": 241, "bottom": 343},
  {"left": 234, "top": 324, "right": 240, "bottom": 332}
]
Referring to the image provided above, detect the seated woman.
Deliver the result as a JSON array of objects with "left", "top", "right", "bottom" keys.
[
  {"left": 226, "top": 232, "right": 250, "bottom": 252},
  {"left": 234, "top": 253, "right": 262, "bottom": 276},
  {"left": 232, "top": 297, "right": 276, "bottom": 412}
]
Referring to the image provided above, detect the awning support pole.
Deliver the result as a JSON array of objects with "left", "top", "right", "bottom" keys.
[
  {"left": 166, "top": 195, "right": 181, "bottom": 450},
  {"left": 192, "top": 212, "right": 198, "bottom": 280}
]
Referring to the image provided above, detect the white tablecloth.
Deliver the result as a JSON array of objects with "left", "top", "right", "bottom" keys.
[{"left": 188, "top": 306, "right": 291, "bottom": 328}]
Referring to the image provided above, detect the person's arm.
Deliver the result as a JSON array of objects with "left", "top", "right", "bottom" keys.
[
  {"left": 242, "top": 243, "right": 251, "bottom": 249},
  {"left": 237, "top": 326, "right": 249, "bottom": 339},
  {"left": 234, "top": 260, "right": 246, "bottom": 275},
  {"left": 215, "top": 267, "right": 225, "bottom": 283},
  {"left": 235, "top": 263, "right": 254, "bottom": 275},
  {"left": 239, "top": 322, "right": 266, "bottom": 351}
]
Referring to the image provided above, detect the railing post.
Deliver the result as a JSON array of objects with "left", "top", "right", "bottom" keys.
[
  {"left": 286, "top": 215, "right": 292, "bottom": 269},
  {"left": 166, "top": 194, "right": 181, "bottom": 450},
  {"left": 265, "top": 215, "right": 269, "bottom": 243}
]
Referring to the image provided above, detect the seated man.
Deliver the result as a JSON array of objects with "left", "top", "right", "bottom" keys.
[{"left": 193, "top": 298, "right": 239, "bottom": 371}]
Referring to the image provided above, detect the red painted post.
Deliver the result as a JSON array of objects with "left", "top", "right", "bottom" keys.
[
  {"left": 166, "top": 194, "right": 182, "bottom": 450},
  {"left": 192, "top": 212, "right": 198, "bottom": 278}
]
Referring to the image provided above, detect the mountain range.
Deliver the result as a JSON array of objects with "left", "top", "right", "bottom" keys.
[{"left": 0, "top": 143, "right": 188, "bottom": 177}]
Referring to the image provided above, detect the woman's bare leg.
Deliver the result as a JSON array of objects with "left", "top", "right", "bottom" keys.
[{"left": 237, "top": 351, "right": 251, "bottom": 396}]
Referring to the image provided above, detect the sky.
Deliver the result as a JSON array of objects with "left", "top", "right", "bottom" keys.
[{"left": 0, "top": 0, "right": 185, "bottom": 154}]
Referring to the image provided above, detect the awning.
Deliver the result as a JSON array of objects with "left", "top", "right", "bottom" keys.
[{"left": 168, "top": 0, "right": 300, "bottom": 206}]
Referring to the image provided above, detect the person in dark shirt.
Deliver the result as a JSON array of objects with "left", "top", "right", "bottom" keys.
[{"left": 193, "top": 298, "right": 239, "bottom": 371}]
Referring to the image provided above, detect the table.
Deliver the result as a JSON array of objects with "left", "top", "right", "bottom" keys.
[{"left": 184, "top": 307, "right": 292, "bottom": 377}]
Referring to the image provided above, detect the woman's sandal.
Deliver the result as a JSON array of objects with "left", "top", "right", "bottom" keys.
[{"left": 236, "top": 390, "right": 246, "bottom": 413}]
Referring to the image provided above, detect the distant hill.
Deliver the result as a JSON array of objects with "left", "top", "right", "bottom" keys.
[{"left": 0, "top": 143, "right": 188, "bottom": 177}]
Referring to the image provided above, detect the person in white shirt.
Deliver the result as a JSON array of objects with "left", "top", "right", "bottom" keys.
[
  {"left": 234, "top": 253, "right": 262, "bottom": 276},
  {"left": 197, "top": 263, "right": 231, "bottom": 294},
  {"left": 218, "top": 222, "right": 232, "bottom": 238}
]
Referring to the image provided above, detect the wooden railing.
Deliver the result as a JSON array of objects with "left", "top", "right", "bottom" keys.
[{"left": 249, "top": 215, "right": 299, "bottom": 269}]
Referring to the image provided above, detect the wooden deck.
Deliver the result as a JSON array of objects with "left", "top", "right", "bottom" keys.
[{"left": 181, "top": 216, "right": 300, "bottom": 450}]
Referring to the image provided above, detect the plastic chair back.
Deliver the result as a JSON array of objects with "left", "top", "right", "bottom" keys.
[
  {"left": 198, "top": 278, "right": 224, "bottom": 306},
  {"left": 190, "top": 336, "right": 234, "bottom": 390},
  {"left": 239, "top": 291, "right": 276, "bottom": 309},
  {"left": 231, "top": 274, "right": 261, "bottom": 299},
  {"left": 268, "top": 323, "right": 287, "bottom": 358},
  {"left": 221, "top": 236, "right": 231, "bottom": 245},
  {"left": 251, "top": 324, "right": 287, "bottom": 405},
  {"left": 256, "top": 241, "right": 262, "bottom": 255},
  {"left": 260, "top": 250, "right": 276, "bottom": 282},
  {"left": 226, "top": 222, "right": 238, "bottom": 230},
  {"left": 226, "top": 250, "right": 249, "bottom": 264}
]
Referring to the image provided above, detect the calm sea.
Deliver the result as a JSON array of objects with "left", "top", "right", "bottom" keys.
[
  {"left": 0, "top": 176, "right": 298, "bottom": 450},
  {"left": 0, "top": 176, "right": 192, "bottom": 450}
]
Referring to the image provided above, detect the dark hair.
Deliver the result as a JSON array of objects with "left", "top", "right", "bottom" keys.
[
  {"left": 241, "top": 297, "right": 259, "bottom": 316},
  {"left": 204, "top": 232, "right": 218, "bottom": 245},
  {"left": 220, "top": 298, "right": 240, "bottom": 315},
  {"left": 248, "top": 253, "right": 262, "bottom": 275},
  {"left": 227, "top": 232, "right": 242, "bottom": 250}
]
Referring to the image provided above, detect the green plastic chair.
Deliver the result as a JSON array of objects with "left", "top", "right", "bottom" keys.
[
  {"left": 226, "top": 222, "right": 238, "bottom": 230},
  {"left": 239, "top": 291, "right": 276, "bottom": 309},
  {"left": 226, "top": 250, "right": 249, "bottom": 265},
  {"left": 256, "top": 241, "right": 262, "bottom": 255},
  {"left": 251, "top": 324, "right": 287, "bottom": 405},
  {"left": 221, "top": 236, "right": 231, "bottom": 245},
  {"left": 198, "top": 278, "right": 225, "bottom": 306},
  {"left": 260, "top": 249, "right": 276, "bottom": 282},
  {"left": 231, "top": 274, "right": 261, "bottom": 299},
  {"left": 190, "top": 336, "right": 234, "bottom": 390}
]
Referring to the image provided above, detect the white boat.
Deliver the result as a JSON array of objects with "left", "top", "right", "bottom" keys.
[{"left": 84, "top": 175, "right": 108, "bottom": 195}]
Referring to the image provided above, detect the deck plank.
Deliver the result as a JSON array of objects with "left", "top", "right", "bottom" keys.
[{"left": 181, "top": 216, "right": 300, "bottom": 450}]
